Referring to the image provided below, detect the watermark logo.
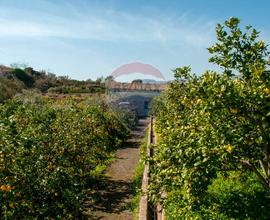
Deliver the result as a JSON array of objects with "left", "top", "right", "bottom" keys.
[
  {"left": 105, "top": 61, "right": 166, "bottom": 103},
  {"left": 106, "top": 61, "right": 165, "bottom": 91},
  {"left": 105, "top": 61, "right": 167, "bottom": 117},
  {"left": 110, "top": 61, "right": 165, "bottom": 80}
]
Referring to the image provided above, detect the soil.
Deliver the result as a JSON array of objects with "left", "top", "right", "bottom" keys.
[{"left": 85, "top": 119, "right": 149, "bottom": 220}]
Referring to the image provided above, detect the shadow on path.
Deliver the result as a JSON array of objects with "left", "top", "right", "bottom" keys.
[{"left": 84, "top": 119, "right": 149, "bottom": 220}]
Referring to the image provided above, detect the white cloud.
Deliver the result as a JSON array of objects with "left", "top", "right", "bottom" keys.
[
  {"left": 0, "top": 4, "right": 216, "bottom": 48},
  {"left": 0, "top": 19, "right": 56, "bottom": 37}
]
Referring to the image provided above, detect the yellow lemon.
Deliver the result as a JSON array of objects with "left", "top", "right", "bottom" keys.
[
  {"left": 9, "top": 202, "right": 15, "bottom": 209},
  {"left": 264, "top": 88, "right": 270, "bottom": 95},
  {"left": 196, "top": 99, "right": 202, "bottom": 105},
  {"left": 0, "top": 185, "right": 13, "bottom": 192},
  {"left": 5, "top": 185, "right": 12, "bottom": 192},
  {"left": 0, "top": 185, "right": 7, "bottom": 191},
  {"left": 226, "top": 144, "right": 233, "bottom": 153},
  {"left": 230, "top": 108, "right": 238, "bottom": 114}
]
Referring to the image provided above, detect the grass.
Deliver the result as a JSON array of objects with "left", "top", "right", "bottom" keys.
[{"left": 129, "top": 127, "right": 149, "bottom": 219}]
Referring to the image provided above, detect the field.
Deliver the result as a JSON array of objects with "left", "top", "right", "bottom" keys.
[
  {"left": 1, "top": 16, "right": 270, "bottom": 219},
  {"left": 0, "top": 92, "right": 137, "bottom": 219}
]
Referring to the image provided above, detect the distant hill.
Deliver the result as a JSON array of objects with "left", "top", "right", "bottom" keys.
[{"left": 0, "top": 65, "right": 105, "bottom": 103}]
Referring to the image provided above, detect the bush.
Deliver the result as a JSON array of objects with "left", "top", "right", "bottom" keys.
[
  {"left": 47, "top": 85, "right": 105, "bottom": 94},
  {"left": 0, "top": 77, "right": 24, "bottom": 103},
  {"left": 114, "top": 107, "right": 138, "bottom": 130},
  {"left": 12, "top": 68, "right": 34, "bottom": 87},
  {"left": 0, "top": 97, "right": 130, "bottom": 219},
  {"left": 166, "top": 172, "right": 270, "bottom": 220},
  {"left": 149, "top": 17, "right": 270, "bottom": 219}
]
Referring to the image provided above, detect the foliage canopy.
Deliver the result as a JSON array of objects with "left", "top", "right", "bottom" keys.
[{"left": 150, "top": 17, "right": 270, "bottom": 218}]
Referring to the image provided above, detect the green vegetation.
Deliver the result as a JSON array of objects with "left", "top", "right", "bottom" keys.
[
  {"left": 3, "top": 15, "right": 270, "bottom": 220},
  {"left": 0, "top": 65, "right": 105, "bottom": 103},
  {"left": 131, "top": 129, "right": 148, "bottom": 218},
  {"left": 12, "top": 68, "right": 34, "bottom": 87},
  {"left": 0, "top": 93, "right": 134, "bottom": 219},
  {"left": 150, "top": 17, "right": 270, "bottom": 219},
  {"left": 166, "top": 172, "right": 270, "bottom": 219},
  {"left": 0, "top": 77, "right": 24, "bottom": 103},
  {"left": 47, "top": 85, "right": 105, "bottom": 94},
  {"left": 114, "top": 107, "right": 138, "bottom": 130}
]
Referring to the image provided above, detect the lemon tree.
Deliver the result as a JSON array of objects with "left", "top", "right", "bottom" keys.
[
  {"left": 0, "top": 96, "right": 131, "bottom": 219},
  {"left": 150, "top": 17, "right": 270, "bottom": 218}
]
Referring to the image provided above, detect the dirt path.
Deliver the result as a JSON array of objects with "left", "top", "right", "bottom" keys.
[{"left": 87, "top": 119, "right": 149, "bottom": 220}]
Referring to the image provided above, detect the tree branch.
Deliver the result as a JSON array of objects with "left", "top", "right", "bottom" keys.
[
  {"left": 241, "top": 160, "right": 270, "bottom": 192},
  {"left": 259, "top": 159, "right": 267, "bottom": 176}
]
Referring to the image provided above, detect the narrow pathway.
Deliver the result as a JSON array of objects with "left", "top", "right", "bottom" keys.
[{"left": 88, "top": 119, "right": 149, "bottom": 220}]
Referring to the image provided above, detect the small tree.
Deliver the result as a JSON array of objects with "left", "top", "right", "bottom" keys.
[
  {"left": 208, "top": 17, "right": 269, "bottom": 78},
  {"left": 208, "top": 17, "right": 270, "bottom": 190},
  {"left": 149, "top": 18, "right": 270, "bottom": 216}
]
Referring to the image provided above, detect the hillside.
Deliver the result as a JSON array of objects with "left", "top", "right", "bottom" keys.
[{"left": 0, "top": 65, "right": 105, "bottom": 102}]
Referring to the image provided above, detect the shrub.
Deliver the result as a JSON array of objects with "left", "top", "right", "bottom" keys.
[
  {"left": 0, "top": 97, "right": 130, "bottom": 219},
  {"left": 12, "top": 68, "right": 34, "bottom": 87},
  {"left": 149, "top": 17, "right": 270, "bottom": 219},
  {"left": 166, "top": 172, "right": 270, "bottom": 220},
  {"left": 0, "top": 77, "right": 24, "bottom": 103}
]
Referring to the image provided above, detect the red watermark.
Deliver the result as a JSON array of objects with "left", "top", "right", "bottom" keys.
[{"left": 110, "top": 61, "right": 165, "bottom": 80}]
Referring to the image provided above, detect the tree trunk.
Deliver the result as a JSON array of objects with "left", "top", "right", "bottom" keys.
[
  {"left": 241, "top": 160, "right": 270, "bottom": 192},
  {"left": 265, "top": 143, "right": 270, "bottom": 188}
]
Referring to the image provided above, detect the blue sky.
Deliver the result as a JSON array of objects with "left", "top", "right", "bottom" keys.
[{"left": 0, "top": 0, "right": 269, "bottom": 81}]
